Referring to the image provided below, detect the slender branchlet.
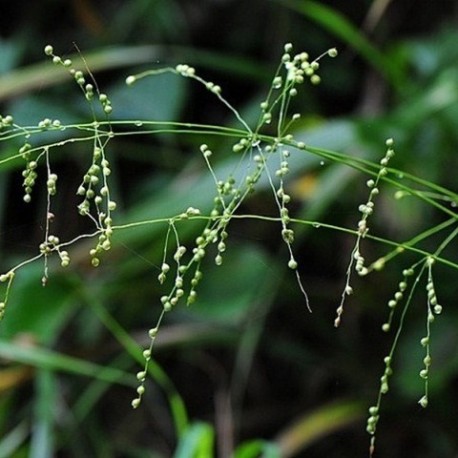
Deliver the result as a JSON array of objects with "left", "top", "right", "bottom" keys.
[
  {"left": 418, "top": 256, "right": 443, "bottom": 409},
  {"left": 335, "top": 138, "right": 395, "bottom": 327}
]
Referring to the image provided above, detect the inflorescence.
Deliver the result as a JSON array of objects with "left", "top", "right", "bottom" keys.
[
  {"left": 129, "top": 43, "right": 338, "bottom": 406},
  {"left": 0, "top": 43, "right": 448, "bottom": 457},
  {"left": 0, "top": 44, "right": 117, "bottom": 314}
]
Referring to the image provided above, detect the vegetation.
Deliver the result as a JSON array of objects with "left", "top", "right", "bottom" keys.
[{"left": 1, "top": 1, "right": 457, "bottom": 457}]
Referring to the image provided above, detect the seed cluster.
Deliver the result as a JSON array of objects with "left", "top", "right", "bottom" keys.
[
  {"left": 258, "top": 43, "right": 337, "bottom": 136},
  {"left": 76, "top": 146, "right": 116, "bottom": 267},
  {"left": 0, "top": 114, "right": 14, "bottom": 130},
  {"left": 417, "top": 257, "right": 443, "bottom": 408},
  {"left": 45, "top": 45, "right": 114, "bottom": 116},
  {"left": 381, "top": 267, "right": 415, "bottom": 332},
  {"left": 21, "top": 143, "right": 38, "bottom": 203},
  {"left": 335, "top": 139, "right": 395, "bottom": 327},
  {"left": 365, "top": 352, "right": 394, "bottom": 456},
  {"left": 132, "top": 132, "right": 269, "bottom": 405}
]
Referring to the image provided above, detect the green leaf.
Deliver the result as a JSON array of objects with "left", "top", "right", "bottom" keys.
[
  {"left": 0, "top": 340, "right": 135, "bottom": 387},
  {"left": 6, "top": 95, "right": 81, "bottom": 127},
  {"left": 0, "top": 39, "right": 21, "bottom": 74},
  {"left": 275, "top": 400, "right": 364, "bottom": 457},
  {"left": 233, "top": 440, "right": 281, "bottom": 458},
  {"left": 108, "top": 71, "right": 186, "bottom": 122},
  {"left": 0, "top": 421, "right": 28, "bottom": 458},
  {"left": 0, "top": 264, "right": 78, "bottom": 345},
  {"left": 30, "top": 370, "right": 55, "bottom": 458},
  {"left": 190, "top": 245, "right": 276, "bottom": 324},
  {"left": 174, "top": 422, "right": 215, "bottom": 458}
]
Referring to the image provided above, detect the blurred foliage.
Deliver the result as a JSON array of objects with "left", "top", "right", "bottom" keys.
[{"left": 1, "top": 1, "right": 458, "bottom": 457}]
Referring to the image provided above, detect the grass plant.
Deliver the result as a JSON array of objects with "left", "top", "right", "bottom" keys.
[{"left": 0, "top": 41, "right": 457, "bottom": 456}]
